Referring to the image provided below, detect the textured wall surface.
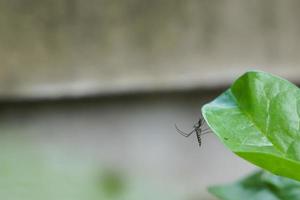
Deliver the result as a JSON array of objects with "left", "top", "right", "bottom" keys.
[{"left": 1, "top": 0, "right": 300, "bottom": 98}]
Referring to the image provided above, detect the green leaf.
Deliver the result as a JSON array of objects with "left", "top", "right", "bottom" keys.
[
  {"left": 209, "top": 170, "right": 300, "bottom": 200},
  {"left": 202, "top": 71, "right": 300, "bottom": 181}
]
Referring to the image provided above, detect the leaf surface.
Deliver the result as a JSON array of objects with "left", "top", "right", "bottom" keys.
[{"left": 202, "top": 71, "right": 300, "bottom": 181}]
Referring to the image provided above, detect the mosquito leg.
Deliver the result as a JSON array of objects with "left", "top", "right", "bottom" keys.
[
  {"left": 175, "top": 124, "right": 195, "bottom": 137},
  {"left": 200, "top": 130, "right": 212, "bottom": 136}
]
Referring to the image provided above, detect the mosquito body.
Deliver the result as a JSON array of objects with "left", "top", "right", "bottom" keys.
[{"left": 175, "top": 118, "right": 211, "bottom": 147}]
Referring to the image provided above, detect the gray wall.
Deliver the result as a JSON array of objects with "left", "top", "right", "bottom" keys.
[{"left": 1, "top": 0, "right": 300, "bottom": 98}]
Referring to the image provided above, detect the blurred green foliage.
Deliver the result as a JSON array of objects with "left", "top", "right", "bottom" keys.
[
  {"left": 99, "top": 169, "right": 126, "bottom": 198},
  {"left": 0, "top": 137, "right": 183, "bottom": 200}
]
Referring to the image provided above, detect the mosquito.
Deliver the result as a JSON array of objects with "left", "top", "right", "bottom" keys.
[{"left": 175, "top": 118, "right": 211, "bottom": 147}]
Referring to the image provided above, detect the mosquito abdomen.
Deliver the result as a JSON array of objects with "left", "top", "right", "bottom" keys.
[{"left": 196, "top": 131, "right": 202, "bottom": 147}]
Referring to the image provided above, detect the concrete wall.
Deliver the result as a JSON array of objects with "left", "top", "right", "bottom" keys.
[{"left": 1, "top": 0, "right": 300, "bottom": 98}]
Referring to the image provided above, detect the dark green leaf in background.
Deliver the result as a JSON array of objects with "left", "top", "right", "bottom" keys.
[{"left": 209, "top": 171, "right": 300, "bottom": 200}]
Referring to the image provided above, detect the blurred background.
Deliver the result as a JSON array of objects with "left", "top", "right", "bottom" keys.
[{"left": 0, "top": 0, "right": 299, "bottom": 199}]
